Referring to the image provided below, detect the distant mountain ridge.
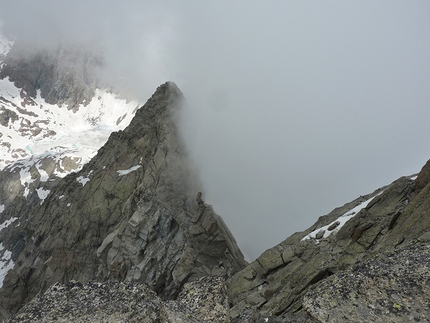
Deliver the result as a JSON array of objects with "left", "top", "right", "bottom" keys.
[
  {"left": 0, "top": 34, "right": 13, "bottom": 62},
  {"left": 0, "top": 39, "right": 101, "bottom": 110},
  {"left": 0, "top": 37, "right": 140, "bottom": 169}
]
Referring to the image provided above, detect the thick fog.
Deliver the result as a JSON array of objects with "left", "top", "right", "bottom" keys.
[{"left": 1, "top": 1, "right": 430, "bottom": 260}]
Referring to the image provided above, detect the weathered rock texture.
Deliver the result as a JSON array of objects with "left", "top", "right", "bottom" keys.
[
  {"left": 303, "top": 243, "right": 430, "bottom": 322},
  {"left": 7, "top": 276, "right": 229, "bottom": 323},
  {"left": 0, "top": 82, "right": 246, "bottom": 320}
]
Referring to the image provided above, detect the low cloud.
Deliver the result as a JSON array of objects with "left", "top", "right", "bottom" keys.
[{"left": 1, "top": 1, "right": 430, "bottom": 259}]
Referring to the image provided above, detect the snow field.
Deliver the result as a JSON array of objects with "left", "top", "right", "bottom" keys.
[{"left": 0, "top": 77, "right": 142, "bottom": 206}]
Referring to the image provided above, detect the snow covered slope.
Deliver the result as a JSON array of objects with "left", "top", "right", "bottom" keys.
[
  {"left": 0, "top": 33, "right": 140, "bottom": 179},
  {"left": 0, "top": 34, "right": 140, "bottom": 286},
  {"left": 0, "top": 76, "right": 140, "bottom": 171}
]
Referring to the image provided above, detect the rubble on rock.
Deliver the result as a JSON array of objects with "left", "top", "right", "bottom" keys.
[
  {"left": 7, "top": 277, "right": 229, "bottom": 323},
  {"left": 303, "top": 243, "right": 430, "bottom": 323}
]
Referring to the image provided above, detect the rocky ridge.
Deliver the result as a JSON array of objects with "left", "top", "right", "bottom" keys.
[
  {"left": 226, "top": 167, "right": 430, "bottom": 322},
  {"left": 7, "top": 276, "right": 229, "bottom": 323},
  {"left": 3, "top": 88, "right": 430, "bottom": 321},
  {"left": 0, "top": 81, "right": 246, "bottom": 320}
]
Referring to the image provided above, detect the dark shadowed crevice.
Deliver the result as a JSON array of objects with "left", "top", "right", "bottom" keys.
[
  {"left": 302, "top": 268, "right": 335, "bottom": 293},
  {"left": 388, "top": 211, "right": 401, "bottom": 230}
]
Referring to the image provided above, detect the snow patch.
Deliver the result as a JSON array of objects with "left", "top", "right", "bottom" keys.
[
  {"left": 76, "top": 176, "right": 90, "bottom": 186},
  {"left": 117, "top": 165, "right": 142, "bottom": 176},
  {"left": 0, "top": 242, "right": 14, "bottom": 288},
  {"left": 37, "top": 165, "right": 50, "bottom": 182},
  {"left": 17, "top": 162, "right": 36, "bottom": 198},
  {"left": 0, "top": 205, "right": 4, "bottom": 214},
  {"left": 301, "top": 191, "right": 385, "bottom": 242},
  {"left": 0, "top": 77, "right": 20, "bottom": 99},
  {"left": 36, "top": 187, "right": 50, "bottom": 204},
  {"left": 0, "top": 217, "right": 18, "bottom": 231}
]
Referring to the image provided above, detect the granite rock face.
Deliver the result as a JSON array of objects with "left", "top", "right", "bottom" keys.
[{"left": 0, "top": 82, "right": 246, "bottom": 320}]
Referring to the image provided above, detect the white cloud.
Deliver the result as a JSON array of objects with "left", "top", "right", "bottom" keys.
[{"left": 1, "top": 1, "right": 430, "bottom": 259}]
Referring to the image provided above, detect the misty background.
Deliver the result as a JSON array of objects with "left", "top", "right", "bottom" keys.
[{"left": 1, "top": 1, "right": 429, "bottom": 260}]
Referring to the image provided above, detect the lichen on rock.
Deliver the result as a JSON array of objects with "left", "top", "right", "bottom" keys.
[
  {"left": 7, "top": 277, "right": 230, "bottom": 323},
  {"left": 303, "top": 243, "right": 430, "bottom": 323}
]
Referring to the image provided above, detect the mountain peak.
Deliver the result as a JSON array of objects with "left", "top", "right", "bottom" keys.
[{"left": 0, "top": 81, "right": 246, "bottom": 318}]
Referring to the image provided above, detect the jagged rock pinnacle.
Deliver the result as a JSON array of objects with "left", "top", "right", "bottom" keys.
[{"left": 0, "top": 82, "right": 246, "bottom": 319}]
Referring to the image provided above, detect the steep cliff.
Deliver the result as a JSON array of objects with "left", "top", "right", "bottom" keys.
[{"left": 0, "top": 82, "right": 246, "bottom": 320}]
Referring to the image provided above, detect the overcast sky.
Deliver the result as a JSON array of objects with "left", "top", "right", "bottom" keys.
[{"left": 1, "top": 1, "right": 430, "bottom": 260}]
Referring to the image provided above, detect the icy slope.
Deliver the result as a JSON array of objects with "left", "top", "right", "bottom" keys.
[
  {"left": 0, "top": 76, "right": 140, "bottom": 172},
  {"left": 0, "top": 80, "right": 140, "bottom": 285},
  {"left": 0, "top": 33, "right": 140, "bottom": 177}
]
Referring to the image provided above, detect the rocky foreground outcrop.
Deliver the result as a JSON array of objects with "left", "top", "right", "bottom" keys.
[
  {"left": 0, "top": 82, "right": 246, "bottom": 320},
  {"left": 228, "top": 176, "right": 415, "bottom": 318},
  {"left": 8, "top": 277, "right": 229, "bottom": 323},
  {"left": 303, "top": 243, "right": 430, "bottom": 322}
]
